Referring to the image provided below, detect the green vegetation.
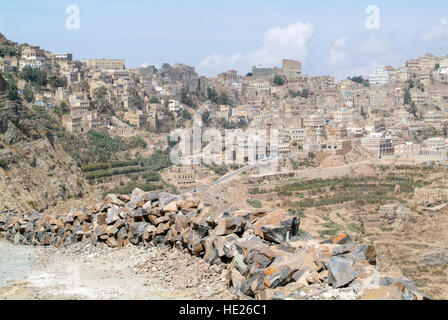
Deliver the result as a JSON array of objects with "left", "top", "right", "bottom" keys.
[
  {"left": 58, "top": 129, "right": 146, "bottom": 165},
  {"left": 0, "top": 158, "right": 7, "bottom": 169},
  {"left": 206, "top": 87, "right": 233, "bottom": 105},
  {"left": 93, "top": 86, "right": 114, "bottom": 114},
  {"left": 48, "top": 75, "right": 67, "bottom": 89},
  {"left": 218, "top": 92, "right": 233, "bottom": 106},
  {"left": 0, "top": 45, "right": 17, "bottom": 57},
  {"left": 82, "top": 150, "right": 170, "bottom": 185},
  {"left": 127, "top": 87, "right": 143, "bottom": 110},
  {"left": 19, "top": 66, "right": 48, "bottom": 86},
  {"left": 273, "top": 75, "right": 285, "bottom": 86},
  {"left": 32, "top": 105, "right": 52, "bottom": 121},
  {"left": 271, "top": 172, "right": 426, "bottom": 210},
  {"left": 404, "top": 86, "right": 417, "bottom": 117},
  {"left": 289, "top": 89, "right": 309, "bottom": 99},
  {"left": 108, "top": 182, "right": 161, "bottom": 195},
  {"left": 348, "top": 76, "right": 370, "bottom": 87},
  {"left": 206, "top": 163, "right": 228, "bottom": 176},
  {"left": 246, "top": 199, "right": 262, "bottom": 208},
  {"left": 149, "top": 96, "right": 160, "bottom": 104},
  {"left": 318, "top": 217, "right": 345, "bottom": 238},
  {"left": 81, "top": 160, "right": 140, "bottom": 172},
  {"left": 3, "top": 72, "right": 19, "bottom": 101},
  {"left": 180, "top": 85, "right": 195, "bottom": 108},
  {"left": 201, "top": 111, "right": 211, "bottom": 127},
  {"left": 207, "top": 87, "right": 219, "bottom": 103},
  {"left": 23, "top": 83, "right": 34, "bottom": 102}
]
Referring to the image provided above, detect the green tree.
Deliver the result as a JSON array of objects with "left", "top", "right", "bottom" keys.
[
  {"left": 94, "top": 86, "right": 114, "bottom": 114},
  {"left": 149, "top": 96, "right": 160, "bottom": 104},
  {"left": 273, "top": 75, "right": 285, "bottom": 86},
  {"left": 7, "top": 80, "right": 18, "bottom": 101},
  {"left": 408, "top": 101, "right": 417, "bottom": 117},
  {"left": 348, "top": 76, "right": 364, "bottom": 84},
  {"left": 23, "top": 83, "right": 34, "bottom": 102},
  {"left": 218, "top": 92, "right": 232, "bottom": 106},
  {"left": 201, "top": 110, "right": 210, "bottom": 127},
  {"left": 207, "top": 87, "right": 219, "bottom": 103},
  {"left": 181, "top": 109, "right": 191, "bottom": 120},
  {"left": 60, "top": 101, "right": 70, "bottom": 114},
  {"left": 360, "top": 106, "right": 367, "bottom": 119},
  {"left": 19, "top": 66, "right": 48, "bottom": 86},
  {"left": 48, "top": 75, "right": 67, "bottom": 89},
  {"left": 180, "top": 85, "right": 195, "bottom": 108},
  {"left": 404, "top": 87, "right": 412, "bottom": 105}
]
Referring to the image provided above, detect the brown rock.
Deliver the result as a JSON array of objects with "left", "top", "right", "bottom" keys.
[
  {"left": 106, "top": 237, "right": 118, "bottom": 248},
  {"left": 253, "top": 210, "right": 300, "bottom": 244},
  {"left": 154, "top": 222, "right": 171, "bottom": 236},
  {"left": 162, "top": 201, "right": 179, "bottom": 213},
  {"left": 105, "top": 194, "right": 126, "bottom": 207},
  {"left": 94, "top": 224, "right": 107, "bottom": 237}
]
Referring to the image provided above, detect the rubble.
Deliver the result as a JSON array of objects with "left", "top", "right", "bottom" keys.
[{"left": 0, "top": 188, "right": 428, "bottom": 300}]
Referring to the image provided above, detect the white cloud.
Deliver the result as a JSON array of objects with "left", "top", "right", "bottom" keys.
[
  {"left": 328, "top": 34, "right": 398, "bottom": 79},
  {"left": 197, "top": 22, "right": 313, "bottom": 76},
  {"left": 329, "top": 36, "right": 350, "bottom": 67},
  {"left": 421, "top": 19, "right": 448, "bottom": 42}
]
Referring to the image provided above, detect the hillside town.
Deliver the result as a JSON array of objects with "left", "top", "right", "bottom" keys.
[
  {"left": 1, "top": 32, "right": 447, "bottom": 170},
  {"left": 2, "top": 30, "right": 448, "bottom": 302}
]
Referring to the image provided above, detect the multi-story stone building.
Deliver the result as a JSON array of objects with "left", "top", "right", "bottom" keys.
[{"left": 83, "top": 59, "right": 126, "bottom": 71}]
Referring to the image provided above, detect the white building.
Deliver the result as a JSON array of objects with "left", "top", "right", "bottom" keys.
[
  {"left": 55, "top": 53, "right": 73, "bottom": 61},
  {"left": 369, "top": 68, "right": 390, "bottom": 86}
]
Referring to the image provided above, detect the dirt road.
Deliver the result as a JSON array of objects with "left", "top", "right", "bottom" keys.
[{"left": 0, "top": 240, "right": 233, "bottom": 300}]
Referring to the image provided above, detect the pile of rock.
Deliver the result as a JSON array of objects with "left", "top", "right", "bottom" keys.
[{"left": 0, "top": 188, "right": 429, "bottom": 300}]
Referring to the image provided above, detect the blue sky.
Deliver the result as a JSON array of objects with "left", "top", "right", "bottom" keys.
[{"left": 1, "top": 0, "right": 448, "bottom": 79}]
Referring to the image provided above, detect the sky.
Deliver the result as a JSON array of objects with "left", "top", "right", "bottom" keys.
[{"left": 1, "top": 0, "right": 448, "bottom": 79}]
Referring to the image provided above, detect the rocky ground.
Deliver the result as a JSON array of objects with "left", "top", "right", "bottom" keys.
[{"left": 0, "top": 239, "right": 233, "bottom": 300}]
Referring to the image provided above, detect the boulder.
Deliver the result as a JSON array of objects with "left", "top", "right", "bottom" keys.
[
  {"left": 106, "top": 237, "right": 118, "bottom": 248},
  {"left": 94, "top": 224, "right": 107, "bottom": 237},
  {"left": 159, "top": 193, "right": 182, "bottom": 208},
  {"left": 322, "top": 233, "right": 352, "bottom": 245},
  {"left": 162, "top": 201, "right": 180, "bottom": 213},
  {"left": 253, "top": 210, "right": 300, "bottom": 244},
  {"left": 203, "top": 236, "right": 220, "bottom": 264},
  {"left": 328, "top": 256, "right": 358, "bottom": 288},
  {"left": 214, "top": 213, "right": 243, "bottom": 236},
  {"left": 154, "top": 222, "right": 171, "bottom": 236},
  {"left": 105, "top": 194, "right": 125, "bottom": 207},
  {"left": 106, "top": 206, "right": 120, "bottom": 225}
]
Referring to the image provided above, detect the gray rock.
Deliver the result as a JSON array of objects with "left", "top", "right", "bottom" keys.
[
  {"left": 159, "top": 192, "right": 182, "bottom": 208},
  {"left": 106, "top": 206, "right": 120, "bottom": 225},
  {"left": 328, "top": 256, "right": 358, "bottom": 288},
  {"left": 234, "top": 254, "right": 249, "bottom": 276}
]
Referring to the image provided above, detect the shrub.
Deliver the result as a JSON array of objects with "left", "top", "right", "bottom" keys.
[{"left": 246, "top": 199, "right": 262, "bottom": 208}]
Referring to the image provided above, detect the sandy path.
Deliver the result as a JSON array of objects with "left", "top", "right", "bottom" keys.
[{"left": 0, "top": 239, "right": 233, "bottom": 300}]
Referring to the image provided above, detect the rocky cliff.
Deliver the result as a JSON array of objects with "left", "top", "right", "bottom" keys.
[{"left": 0, "top": 72, "right": 91, "bottom": 212}]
